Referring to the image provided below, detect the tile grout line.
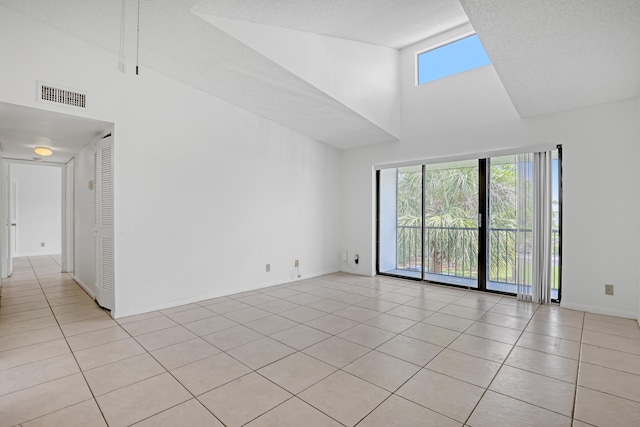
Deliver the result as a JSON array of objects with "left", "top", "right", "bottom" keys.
[
  {"left": 187, "top": 280, "right": 528, "bottom": 426},
  {"left": 571, "top": 311, "right": 586, "bottom": 424},
  {"left": 4, "top": 268, "right": 636, "bottom": 425},
  {"left": 351, "top": 291, "right": 508, "bottom": 426},
  {"left": 11, "top": 256, "right": 111, "bottom": 426},
  {"left": 38, "top": 256, "right": 112, "bottom": 427},
  {"left": 115, "top": 280, "right": 450, "bottom": 425},
  {"left": 119, "top": 311, "right": 230, "bottom": 426},
  {"left": 461, "top": 301, "right": 545, "bottom": 426}
]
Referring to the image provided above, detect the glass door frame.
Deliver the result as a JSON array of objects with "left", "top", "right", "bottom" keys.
[{"left": 375, "top": 147, "right": 563, "bottom": 302}]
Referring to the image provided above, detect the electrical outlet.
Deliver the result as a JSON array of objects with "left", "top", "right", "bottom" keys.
[
  {"left": 266, "top": 264, "right": 270, "bottom": 272},
  {"left": 41, "top": 242, "right": 45, "bottom": 247},
  {"left": 605, "top": 284, "right": 614, "bottom": 296},
  {"left": 295, "top": 260, "right": 299, "bottom": 267}
]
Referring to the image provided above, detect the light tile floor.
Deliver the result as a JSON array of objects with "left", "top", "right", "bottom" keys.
[{"left": 1, "top": 256, "right": 640, "bottom": 426}]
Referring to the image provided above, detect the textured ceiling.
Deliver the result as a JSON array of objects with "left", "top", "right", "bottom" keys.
[
  {"left": 0, "top": 102, "right": 111, "bottom": 163},
  {"left": 2, "top": 0, "right": 639, "bottom": 152},
  {"left": 0, "top": 0, "right": 398, "bottom": 150},
  {"left": 461, "top": 0, "right": 640, "bottom": 117},
  {"left": 192, "top": 0, "right": 469, "bottom": 49}
]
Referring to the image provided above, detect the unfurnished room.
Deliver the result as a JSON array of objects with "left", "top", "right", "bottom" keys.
[{"left": 0, "top": 1, "right": 639, "bottom": 426}]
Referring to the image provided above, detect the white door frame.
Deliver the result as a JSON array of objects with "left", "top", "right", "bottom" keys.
[
  {"left": 0, "top": 159, "right": 71, "bottom": 278},
  {"left": 64, "top": 158, "right": 75, "bottom": 273},
  {"left": 94, "top": 134, "right": 115, "bottom": 311},
  {"left": 8, "top": 180, "right": 18, "bottom": 276}
]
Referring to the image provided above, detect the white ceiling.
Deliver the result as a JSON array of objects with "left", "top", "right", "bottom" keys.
[
  {"left": 0, "top": 0, "right": 401, "bottom": 150},
  {"left": 0, "top": 102, "right": 112, "bottom": 163},
  {"left": 1, "top": 0, "right": 639, "bottom": 153},
  {"left": 461, "top": 0, "right": 640, "bottom": 117},
  {"left": 192, "top": 0, "right": 470, "bottom": 49}
]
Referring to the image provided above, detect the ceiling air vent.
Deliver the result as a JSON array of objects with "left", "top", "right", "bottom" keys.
[{"left": 37, "top": 82, "right": 86, "bottom": 108}]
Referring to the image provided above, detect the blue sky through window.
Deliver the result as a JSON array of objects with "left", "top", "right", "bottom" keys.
[{"left": 417, "top": 34, "right": 491, "bottom": 85}]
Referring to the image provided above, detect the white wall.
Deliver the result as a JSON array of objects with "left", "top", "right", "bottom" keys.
[
  {"left": 401, "top": 26, "right": 520, "bottom": 141},
  {"left": 73, "top": 141, "right": 97, "bottom": 297},
  {"left": 112, "top": 69, "right": 341, "bottom": 317},
  {"left": 341, "top": 33, "right": 640, "bottom": 319},
  {"left": 10, "top": 164, "right": 61, "bottom": 257},
  {"left": 0, "top": 5, "right": 342, "bottom": 317}
]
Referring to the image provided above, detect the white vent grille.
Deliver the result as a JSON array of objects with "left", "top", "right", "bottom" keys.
[
  {"left": 38, "top": 82, "right": 86, "bottom": 108},
  {"left": 100, "top": 145, "right": 114, "bottom": 227},
  {"left": 101, "top": 238, "right": 114, "bottom": 292}
]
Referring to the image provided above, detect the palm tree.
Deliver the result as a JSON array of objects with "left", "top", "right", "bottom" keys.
[
  {"left": 424, "top": 165, "right": 478, "bottom": 275},
  {"left": 396, "top": 167, "right": 422, "bottom": 270},
  {"left": 395, "top": 161, "right": 520, "bottom": 280}
]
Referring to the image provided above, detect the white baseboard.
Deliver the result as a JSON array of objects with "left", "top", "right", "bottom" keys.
[
  {"left": 561, "top": 301, "right": 638, "bottom": 320},
  {"left": 14, "top": 251, "right": 62, "bottom": 258},
  {"left": 73, "top": 275, "right": 96, "bottom": 300},
  {"left": 112, "top": 269, "right": 338, "bottom": 319}
]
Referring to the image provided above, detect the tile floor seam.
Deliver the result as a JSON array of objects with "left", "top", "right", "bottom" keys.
[
  {"left": 575, "top": 368, "right": 640, "bottom": 405},
  {"left": 582, "top": 327, "right": 640, "bottom": 341},
  {"left": 523, "top": 329, "right": 582, "bottom": 344},
  {"left": 60, "top": 324, "right": 121, "bottom": 339},
  {"left": 133, "top": 397, "right": 227, "bottom": 427},
  {"left": 244, "top": 372, "right": 346, "bottom": 425},
  {"left": 0, "top": 322, "right": 61, "bottom": 341},
  {"left": 571, "top": 312, "right": 587, "bottom": 421},
  {"left": 486, "top": 388, "right": 576, "bottom": 420},
  {"left": 0, "top": 345, "right": 70, "bottom": 372},
  {"left": 6, "top": 266, "right": 638, "bottom": 426},
  {"left": 512, "top": 340, "right": 581, "bottom": 361},
  {"left": 329, "top": 337, "right": 452, "bottom": 424},
  {"left": 13, "top": 256, "right": 110, "bottom": 427},
  {"left": 499, "top": 355, "right": 579, "bottom": 385},
  {"left": 17, "top": 397, "right": 99, "bottom": 427},
  {"left": 578, "top": 357, "right": 640, "bottom": 377},
  {"left": 36, "top": 269, "right": 110, "bottom": 427},
  {"left": 109, "top": 305, "right": 235, "bottom": 425},
  {"left": 460, "top": 300, "right": 545, "bottom": 425},
  {"left": 574, "top": 383, "right": 640, "bottom": 406},
  {"left": 67, "top": 335, "right": 130, "bottom": 353},
  {"left": 353, "top": 366, "right": 453, "bottom": 422}
]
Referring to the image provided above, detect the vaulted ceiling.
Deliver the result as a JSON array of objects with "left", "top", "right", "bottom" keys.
[
  {"left": 0, "top": 0, "right": 639, "bottom": 159},
  {"left": 460, "top": 0, "right": 640, "bottom": 117}
]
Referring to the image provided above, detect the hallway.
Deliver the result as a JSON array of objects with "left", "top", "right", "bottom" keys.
[{"left": 0, "top": 256, "right": 109, "bottom": 426}]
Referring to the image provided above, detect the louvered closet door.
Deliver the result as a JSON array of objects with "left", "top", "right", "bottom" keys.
[{"left": 95, "top": 136, "right": 114, "bottom": 311}]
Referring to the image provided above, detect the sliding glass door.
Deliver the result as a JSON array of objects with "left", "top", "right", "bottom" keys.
[
  {"left": 487, "top": 155, "right": 531, "bottom": 294},
  {"left": 377, "top": 160, "right": 480, "bottom": 286},
  {"left": 377, "top": 148, "right": 562, "bottom": 300},
  {"left": 379, "top": 166, "right": 423, "bottom": 279},
  {"left": 424, "top": 160, "right": 479, "bottom": 287},
  {"left": 487, "top": 153, "right": 561, "bottom": 299}
]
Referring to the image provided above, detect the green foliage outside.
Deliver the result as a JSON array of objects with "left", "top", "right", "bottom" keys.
[{"left": 396, "top": 162, "right": 559, "bottom": 289}]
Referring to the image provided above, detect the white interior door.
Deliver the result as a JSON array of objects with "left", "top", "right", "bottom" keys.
[
  {"left": 95, "top": 135, "right": 114, "bottom": 310},
  {"left": 8, "top": 181, "right": 18, "bottom": 276}
]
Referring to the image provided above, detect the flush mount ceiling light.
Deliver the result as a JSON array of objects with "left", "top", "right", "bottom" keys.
[{"left": 34, "top": 146, "right": 53, "bottom": 157}]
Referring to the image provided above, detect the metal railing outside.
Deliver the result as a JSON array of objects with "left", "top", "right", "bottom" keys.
[{"left": 396, "top": 226, "right": 560, "bottom": 289}]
